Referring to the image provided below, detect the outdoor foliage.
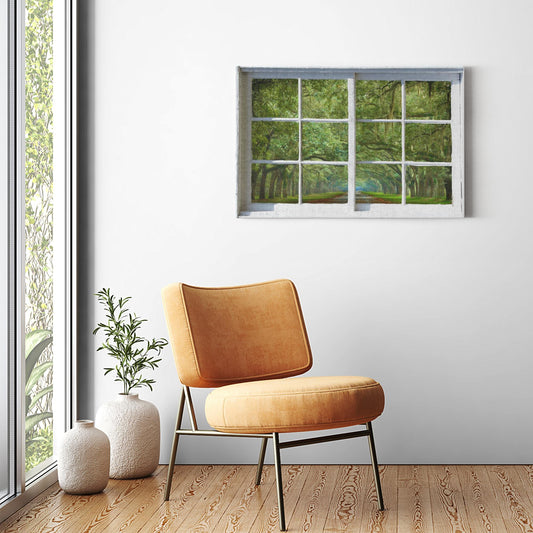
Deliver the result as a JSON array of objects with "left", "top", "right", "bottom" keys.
[
  {"left": 25, "top": 330, "right": 53, "bottom": 438},
  {"left": 250, "top": 78, "right": 452, "bottom": 204},
  {"left": 302, "top": 166, "right": 347, "bottom": 203},
  {"left": 25, "top": 426, "right": 54, "bottom": 472},
  {"left": 25, "top": 0, "right": 54, "bottom": 470},
  {"left": 93, "top": 289, "right": 168, "bottom": 395},
  {"left": 356, "top": 80, "right": 451, "bottom": 203}
]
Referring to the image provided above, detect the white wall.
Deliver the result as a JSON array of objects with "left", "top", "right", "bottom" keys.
[{"left": 77, "top": 0, "right": 533, "bottom": 464}]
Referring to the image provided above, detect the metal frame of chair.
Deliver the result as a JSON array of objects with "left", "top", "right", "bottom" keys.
[{"left": 164, "top": 385, "right": 384, "bottom": 531}]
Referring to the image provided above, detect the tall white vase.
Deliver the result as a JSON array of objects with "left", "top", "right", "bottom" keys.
[
  {"left": 95, "top": 393, "right": 160, "bottom": 479},
  {"left": 58, "top": 420, "right": 110, "bottom": 494}
]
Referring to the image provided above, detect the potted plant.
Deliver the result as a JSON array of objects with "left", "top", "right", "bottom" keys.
[{"left": 93, "top": 288, "right": 168, "bottom": 479}]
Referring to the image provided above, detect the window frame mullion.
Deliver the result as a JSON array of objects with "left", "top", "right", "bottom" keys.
[{"left": 12, "top": 0, "right": 26, "bottom": 499}]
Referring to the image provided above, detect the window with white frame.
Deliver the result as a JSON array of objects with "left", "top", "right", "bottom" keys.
[
  {"left": 1, "top": 0, "right": 74, "bottom": 518},
  {"left": 237, "top": 68, "right": 464, "bottom": 218}
]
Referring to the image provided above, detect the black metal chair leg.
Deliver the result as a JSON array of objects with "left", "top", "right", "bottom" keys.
[
  {"left": 366, "top": 421, "right": 385, "bottom": 510},
  {"left": 255, "top": 437, "right": 268, "bottom": 485},
  {"left": 164, "top": 387, "right": 186, "bottom": 501},
  {"left": 272, "top": 432, "right": 286, "bottom": 531}
]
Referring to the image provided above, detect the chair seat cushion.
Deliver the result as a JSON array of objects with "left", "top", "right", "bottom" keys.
[{"left": 205, "top": 376, "right": 385, "bottom": 434}]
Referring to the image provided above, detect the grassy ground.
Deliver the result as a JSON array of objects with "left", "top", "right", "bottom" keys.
[
  {"left": 360, "top": 191, "right": 451, "bottom": 204},
  {"left": 303, "top": 192, "right": 347, "bottom": 203},
  {"left": 253, "top": 192, "right": 347, "bottom": 203},
  {"left": 253, "top": 196, "right": 298, "bottom": 203},
  {"left": 253, "top": 191, "right": 451, "bottom": 205}
]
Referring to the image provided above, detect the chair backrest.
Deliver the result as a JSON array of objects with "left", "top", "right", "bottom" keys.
[{"left": 161, "top": 279, "right": 313, "bottom": 388}]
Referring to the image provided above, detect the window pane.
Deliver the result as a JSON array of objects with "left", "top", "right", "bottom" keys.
[
  {"left": 356, "top": 164, "right": 402, "bottom": 203},
  {"left": 302, "top": 79, "right": 348, "bottom": 119},
  {"left": 356, "top": 122, "right": 401, "bottom": 161},
  {"left": 356, "top": 80, "right": 401, "bottom": 119},
  {"left": 302, "top": 123, "right": 348, "bottom": 161},
  {"left": 302, "top": 165, "right": 347, "bottom": 203},
  {"left": 405, "top": 123, "right": 451, "bottom": 162},
  {"left": 25, "top": 0, "right": 55, "bottom": 474},
  {"left": 252, "top": 122, "right": 298, "bottom": 160},
  {"left": 406, "top": 81, "right": 451, "bottom": 120},
  {"left": 406, "top": 166, "right": 452, "bottom": 204},
  {"left": 252, "top": 79, "right": 298, "bottom": 118},
  {"left": 251, "top": 164, "right": 298, "bottom": 202}
]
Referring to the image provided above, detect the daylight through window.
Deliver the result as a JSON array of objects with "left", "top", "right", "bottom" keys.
[{"left": 238, "top": 68, "right": 464, "bottom": 218}]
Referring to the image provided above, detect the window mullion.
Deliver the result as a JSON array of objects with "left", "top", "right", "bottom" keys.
[{"left": 401, "top": 80, "right": 406, "bottom": 205}]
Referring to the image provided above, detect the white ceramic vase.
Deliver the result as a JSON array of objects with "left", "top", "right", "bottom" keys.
[
  {"left": 58, "top": 420, "right": 110, "bottom": 494},
  {"left": 95, "top": 393, "right": 160, "bottom": 479}
]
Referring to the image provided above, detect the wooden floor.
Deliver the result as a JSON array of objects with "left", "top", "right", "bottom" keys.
[{"left": 2, "top": 465, "right": 533, "bottom": 532}]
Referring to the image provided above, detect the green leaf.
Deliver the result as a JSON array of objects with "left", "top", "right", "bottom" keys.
[
  {"left": 27, "top": 384, "right": 53, "bottom": 411},
  {"left": 25, "top": 412, "right": 52, "bottom": 434},
  {"left": 25, "top": 361, "right": 53, "bottom": 395},
  {"left": 25, "top": 329, "right": 52, "bottom": 383},
  {"left": 94, "top": 288, "right": 167, "bottom": 393}
]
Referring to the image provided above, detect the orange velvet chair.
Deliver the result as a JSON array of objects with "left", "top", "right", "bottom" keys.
[{"left": 161, "top": 279, "right": 385, "bottom": 531}]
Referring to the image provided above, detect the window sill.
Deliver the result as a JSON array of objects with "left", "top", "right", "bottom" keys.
[
  {"left": 0, "top": 464, "right": 58, "bottom": 523},
  {"left": 239, "top": 202, "right": 464, "bottom": 218}
]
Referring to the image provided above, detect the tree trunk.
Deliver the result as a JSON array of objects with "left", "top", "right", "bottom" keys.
[
  {"left": 444, "top": 178, "right": 452, "bottom": 201},
  {"left": 259, "top": 166, "right": 268, "bottom": 200},
  {"left": 275, "top": 172, "right": 283, "bottom": 198},
  {"left": 268, "top": 170, "right": 276, "bottom": 199}
]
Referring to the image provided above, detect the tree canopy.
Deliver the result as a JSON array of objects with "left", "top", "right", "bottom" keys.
[{"left": 250, "top": 78, "right": 452, "bottom": 204}]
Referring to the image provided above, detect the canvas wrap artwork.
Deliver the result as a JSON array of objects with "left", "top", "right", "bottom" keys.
[{"left": 237, "top": 68, "right": 464, "bottom": 218}]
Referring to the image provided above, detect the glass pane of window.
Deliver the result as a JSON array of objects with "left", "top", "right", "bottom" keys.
[
  {"left": 356, "top": 80, "right": 401, "bottom": 119},
  {"left": 405, "top": 123, "right": 451, "bottom": 162},
  {"left": 356, "top": 122, "right": 401, "bottom": 161},
  {"left": 301, "top": 79, "right": 348, "bottom": 119},
  {"left": 406, "top": 166, "right": 452, "bottom": 204},
  {"left": 251, "top": 164, "right": 298, "bottom": 203},
  {"left": 25, "top": 0, "right": 55, "bottom": 475},
  {"left": 356, "top": 164, "right": 402, "bottom": 203},
  {"left": 252, "top": 122, "right": 298, "bottom": 160},
  {"left": 302, "top": 123, "right": 348, "bottom": 161},
  {"left": 252, "top": 79, "right": 298, "bottom": 118},
  {"left": 406, "top": 81, "right": 451, "bottom": 120},
  {"left": 302, "top": 165, "right": 348, "bottom": 203}
]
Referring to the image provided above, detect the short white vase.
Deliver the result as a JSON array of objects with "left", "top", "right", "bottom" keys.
[
  {"left": 95, "top": 393, "right": 160, "bottom": 479},
  {"left": 58, "top": 420, "right": 110, "bottom": 494}
]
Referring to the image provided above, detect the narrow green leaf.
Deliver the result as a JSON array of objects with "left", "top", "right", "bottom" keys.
[
  {"left": 28, "top": 384, "right": 53, "bottom": 411},
  {"left": 25, "top": 329, "right": 52, "bottom": 382},
  {"left": 25, "top": 361, "right": 53, "bottom": 395},
  {"left": 25, "top": 412, "right": 53, "bottom": 433}
]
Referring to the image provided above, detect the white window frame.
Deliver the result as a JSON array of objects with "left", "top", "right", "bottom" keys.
[
  {"left": 0, "top": 0, "right": 76, "bottom": 520},
  {"left": 237, "top": 67, "right": 464, "bottom": 218}
]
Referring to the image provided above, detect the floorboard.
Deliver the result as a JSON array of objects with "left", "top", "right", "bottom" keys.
[{"left": 1, "top": 465, "right": 532, "bottom": 532}]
